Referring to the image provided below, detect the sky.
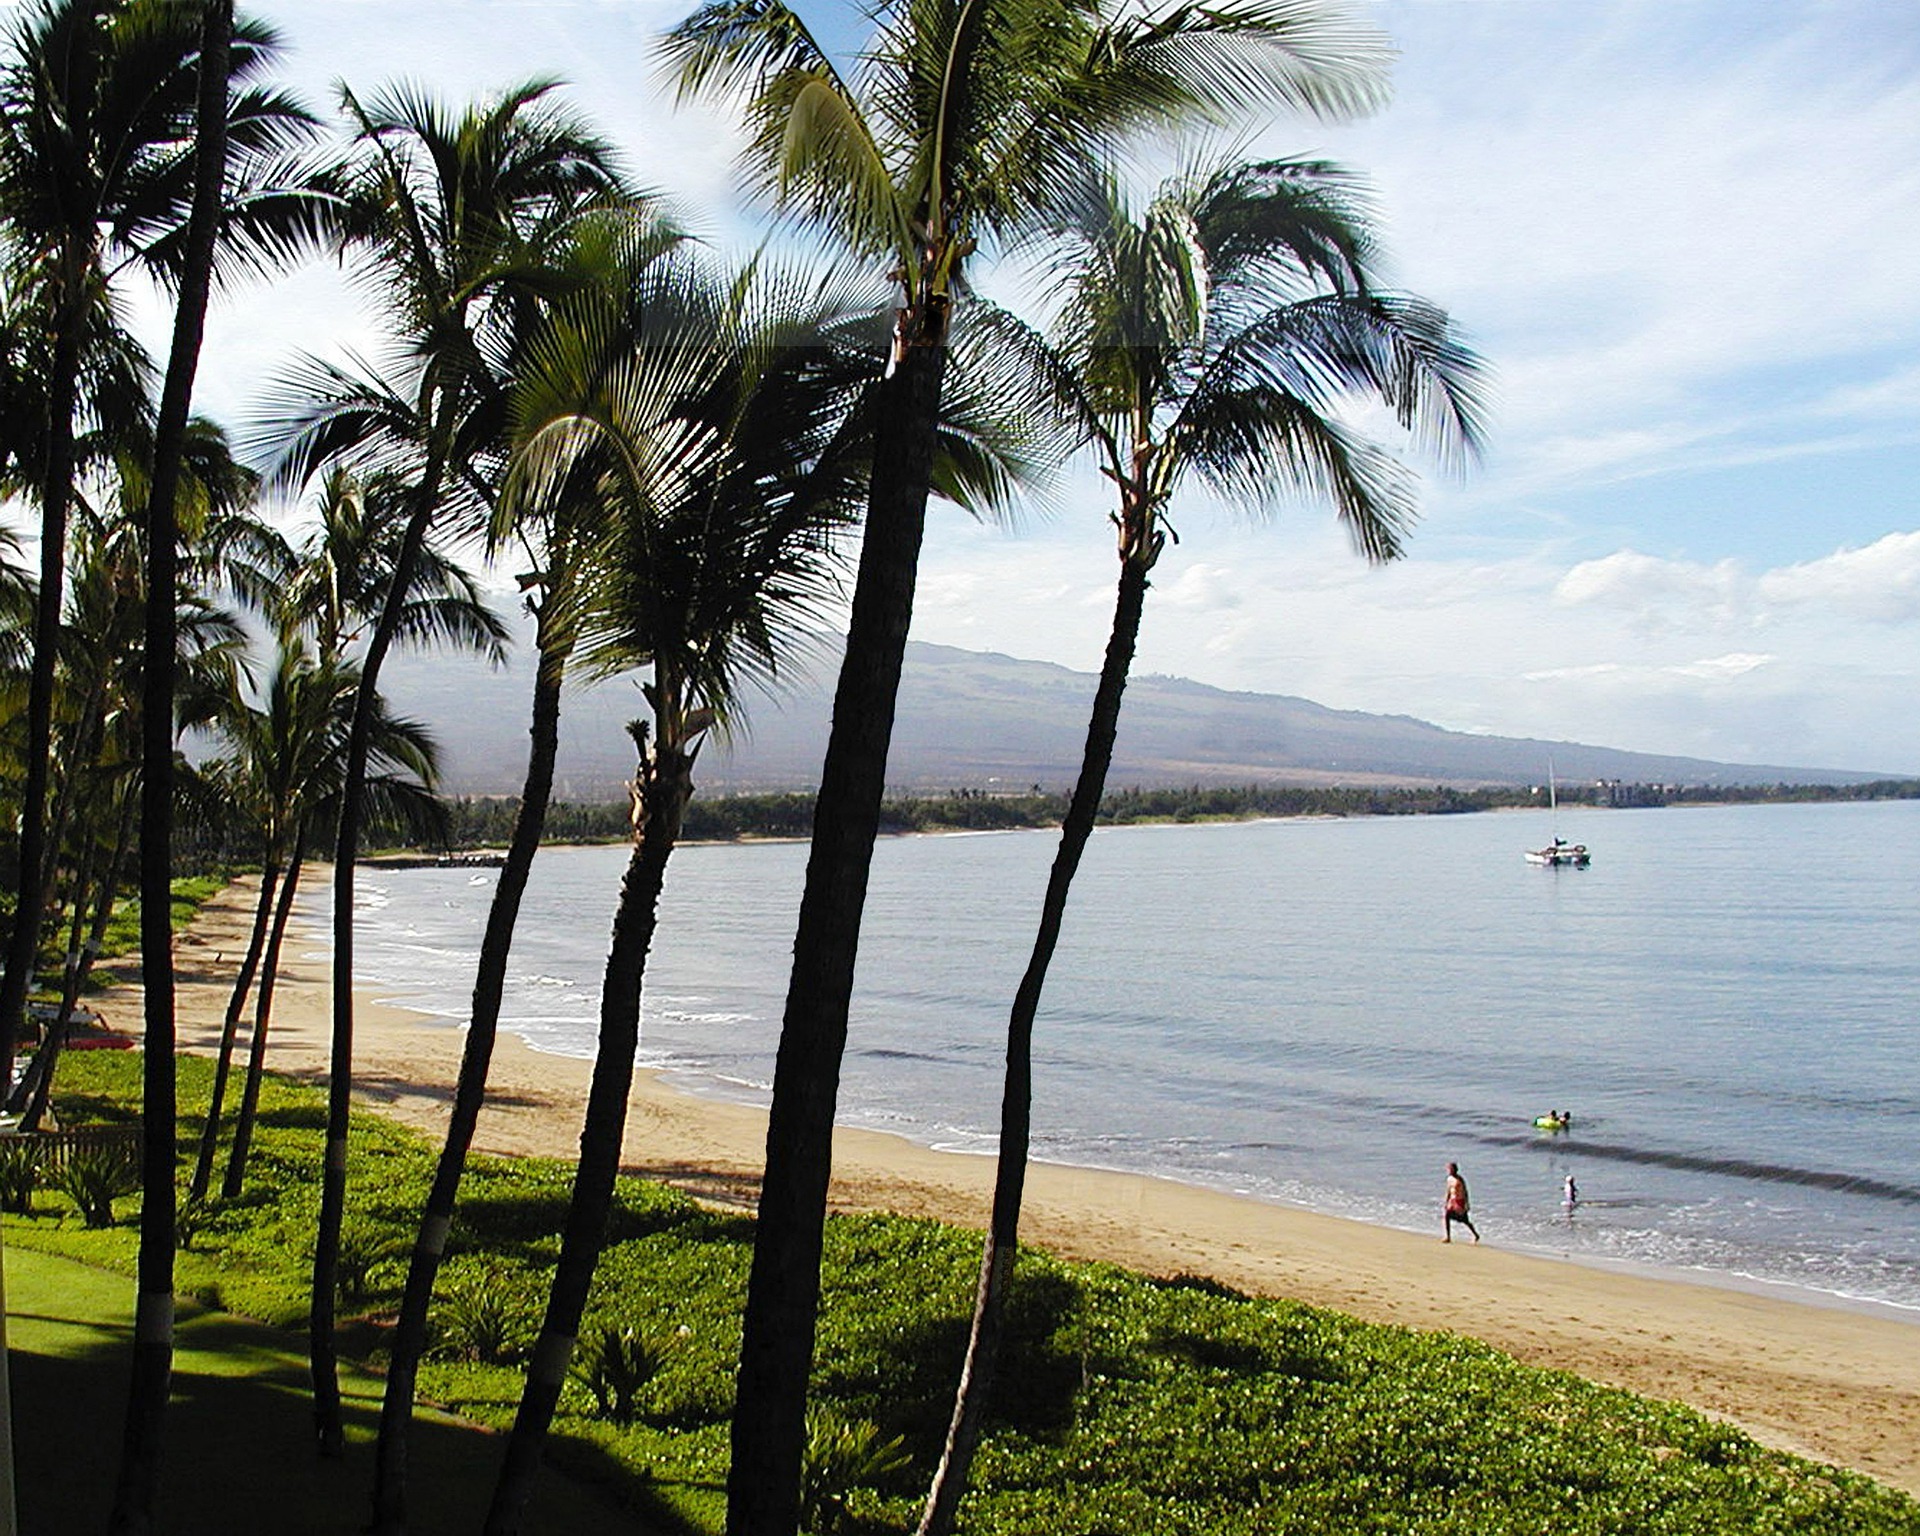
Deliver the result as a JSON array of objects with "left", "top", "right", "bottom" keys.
[{"left": 107, "top": 0, "right": 1920, "bottom": 774}]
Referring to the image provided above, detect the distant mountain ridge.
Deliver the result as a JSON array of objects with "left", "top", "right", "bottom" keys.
[{"left": 386, "top": 640, "right": 1888, "bottom": 798}]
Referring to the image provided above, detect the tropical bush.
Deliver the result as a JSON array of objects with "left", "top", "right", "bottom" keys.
[
  {"left": 52, "top": 1142, "right": 140, "bottom": 1228},
  {"left": 333, "top": 1217, "right": 408, "bottom": 1306},
  {"left": 432, "top": 1259, "right": 536, "bottom": 1364},
  {"left": 0, "top": 1136, "right": 40, "bottom": 1213},
  {"left": 800, "top": 1407, "right": 912, "bottom": 1536},
  {"left": 570, "top": 1323, "right": 674, "bottom": 1423},
  {"left": 174, "top": 1195, "right": 210, "bottom": 1251}
]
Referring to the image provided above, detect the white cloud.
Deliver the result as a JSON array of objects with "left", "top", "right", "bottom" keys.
[
  {"left": 1810, "top": 363, "right": 1920, "bottom": 422},
  {"left": 1756, "top": 532, "right": 1920, "bottom": 623},
  {"left": 1523, "top": 663, "right": 1625, "bottom": 684},
  {"left": 917, "top": 571, "right": 987, "bottom": 612},
  {"left": 1553, "top": 551, "right": 1747, "bottom": 629},
  {"left": 1545, "top": 537, "right": 1920, "bottom": 634},
  {"left": 1159, "top": 564, "right": 1244, "bottom": 611},
  {"left": 911, "top": 510, "right": 1920, "bottom": 772},
  {"left": 1668, "top": 653, "right": 1776, "bottom": 681}
]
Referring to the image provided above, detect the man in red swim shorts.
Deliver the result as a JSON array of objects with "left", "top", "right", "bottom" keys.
[{"left": 1444, "top": 1161, "right": 1480, "bottom": 1243}]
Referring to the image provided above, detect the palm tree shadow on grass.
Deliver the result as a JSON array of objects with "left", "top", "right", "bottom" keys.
[
  {"left": 10, "top": 1286, "right": 686, "bottom": 1536},
  {"left": 248, "top": 1103, "right": 330, "bottom": 1133},
  {"left": 833, "top": 1266, "right": 1094, "bottom": 1461}
]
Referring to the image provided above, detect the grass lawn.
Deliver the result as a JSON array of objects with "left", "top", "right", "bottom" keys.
[
  {"left": 2, "top": 1244, "right": 652, "bottom": 1535},
  {"left": 9, "top": 1053, "right": 1917, "bottom": 1536}
]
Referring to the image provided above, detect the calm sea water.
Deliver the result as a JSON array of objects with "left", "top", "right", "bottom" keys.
[{"left": 309, "top": 799, "right": 1920, "bottom": 1315}]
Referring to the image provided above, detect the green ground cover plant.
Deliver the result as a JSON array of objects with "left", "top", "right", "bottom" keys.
[{"left": 10, "top": 1052, "right": 1917, "bottom": 1535}]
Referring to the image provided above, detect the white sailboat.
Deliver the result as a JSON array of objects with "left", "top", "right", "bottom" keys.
[{"left": 1525, "top": 763, "right": 1590, "bottom": 867}]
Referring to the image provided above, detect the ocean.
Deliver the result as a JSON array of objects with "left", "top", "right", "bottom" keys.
[{"left": 311, "top": 797, "right": 1920, "bottom": 1317}]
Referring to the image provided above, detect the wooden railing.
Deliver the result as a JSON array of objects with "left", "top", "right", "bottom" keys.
[{"left": 0, "top": 1121, "right": 142, "bottom": 1179}]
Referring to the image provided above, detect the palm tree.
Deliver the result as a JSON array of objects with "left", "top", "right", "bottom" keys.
[
  {"left": 207, "top": 641, "right": 443, "bottom": 1200},
  {"left": 253, "top": 81, "right": 629, "bottom": 1454},
  {"left": 665, "top": 4, "right": 1390, "bottom": 1524},
  {"left": 0, "top": 0, "right": 321, "bottom": 1079},
  {"left": 8, "top": 511, "right": 246, "bottom": 1130},
  {"left": 0, "top": 523, "right": 33, "bottom": 845},
  {"left": 276, "top": 466, "right": 510, "bottom": 673},
  {"left": 13, "top": 772, "right": 135, "bottom": 1132},
  {"left": 196, "top": 467, "right": 502, "bottom": 1203},
  {"left": 917, "top": 153, "right": 1488, "bottom": 1534},
  {"left": 480, "top": 245, "right": 882, "bottom": 1536},
  {"left": 0, "top": 521, "right": 31, "bottom": 662},
  {"left": 6, "top": 404, "right": 258, "bottom": 1137},
  {"left": 115, "top": 8, "right": 237, "bottom": 1507},
  {"left": 367, "top": 206, "right": 686, "bottom": 1535},
  {"left": 189, "top": 638, "right": 340, "bottom": 1201}
]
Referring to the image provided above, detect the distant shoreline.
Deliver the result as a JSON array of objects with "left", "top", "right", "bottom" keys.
[{"left": 398, "top": 777, "right": 1920, "bottom": 856}]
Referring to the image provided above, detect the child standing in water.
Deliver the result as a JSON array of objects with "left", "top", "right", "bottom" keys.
[{"left": 1444, "top": 1162, "right": 1480, "bottom": 1242}]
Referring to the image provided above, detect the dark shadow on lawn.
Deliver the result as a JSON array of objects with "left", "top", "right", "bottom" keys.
[
  {"left": 833, "top": 1266, "right": 1091, "bottom": 1462},
  {"left": 10, "top": 1275, "right": 693, "bottom": 1535}
]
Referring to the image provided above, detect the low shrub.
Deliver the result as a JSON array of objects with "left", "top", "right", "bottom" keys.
[
  {"left": 799, "top": 1407, "right": 911, "bottom": 1536},
  {"left": 570, "top": 1324, "right": 673, "bottom": 1423},
  {"left": 0, "top": 1136, "right": 41, "bottom": 1213},
  {"left": 53, "top": 1143, "right": 139, "bottom": 1228},
  {"left": 174, "top": 1195, "right": 211, "bottom": 1252},
  {"left": 432, "top": 1262, "right": 534, "bottom": 1364},
  {"left": 334, "top": 1218, "right": 409, "bottom": 1307}
]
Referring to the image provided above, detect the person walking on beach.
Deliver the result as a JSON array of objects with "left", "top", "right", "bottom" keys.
[{"left": 1444, "top": 1162, "right": 1479, "bottom": 1242}]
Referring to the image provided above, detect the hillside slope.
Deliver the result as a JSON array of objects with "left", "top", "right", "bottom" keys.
[{"left": 384, "top": 641, "right": 1887, "bottom": 798}]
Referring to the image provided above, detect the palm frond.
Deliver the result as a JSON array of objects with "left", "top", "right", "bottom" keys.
[
  {"left": 245, "top": 353, "right": 425, "bottom": 493},
  {"left": 937, "top": 296, "right": 1083, "bottom": 522},
  {"left": 663, "top": 0, "right": 839, "bottom": 107},
  {"left": 1175, "top": 382, "right": 1416, "bottom": 559}
]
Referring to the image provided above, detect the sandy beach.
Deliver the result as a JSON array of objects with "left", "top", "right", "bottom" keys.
[{"left": 160, "top": 874, "right": 1920, "bottom": 1496}]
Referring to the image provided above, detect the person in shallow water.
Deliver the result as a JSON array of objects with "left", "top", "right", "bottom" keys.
[{"left": 1444, "top": 1162, "right": 1480, "bottom": 1242}]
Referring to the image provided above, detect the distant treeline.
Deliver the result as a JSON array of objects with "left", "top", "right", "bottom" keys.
[{"left": 401, "top": 777, "right": 1920, "bottom": 852}]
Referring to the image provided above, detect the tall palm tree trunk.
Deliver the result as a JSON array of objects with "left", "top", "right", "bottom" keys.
[
  {"left": 484, "top": 746, "right": 692, "bottom": 1536},
  {"left": 373, "top": 641, "right": 567, "bottom": 1535},
  {"left": 110, "top": 4, "right": 233, "bottom": 1527},
  {"left": 917, "top": 547, "right": 1151, "bottom": 1536},
  {"left": 7, "top": 781, "right": 105, "bottom": 1116},
  {"left": 38, "top": 695, "right": 109, "bottom": 956},
  {"left": 312, "top": 442, "right": 451, "bottom": 1458},
  {"left": 189, "top": 863, "right": 279, "bottom": 1200},
  {"left": 729, "top": 340, "right": 947, "bottom": 1536},
  {"left": 15, "top": 785, "right": 137, "bottom": 1129},
  {"left": 222, "top": 845, "right": 303, "bottom": 1199},
  {"left": 0, "top": 309, "right": 84, "bottom": 1079},
  {"left": 50, "top": 791, "right": 107, "bottom": 1028}
]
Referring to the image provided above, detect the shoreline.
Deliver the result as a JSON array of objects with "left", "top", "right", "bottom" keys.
[
  {"left": 641, "top": 1052, "right": 1920, "bottom": 1330},
  {"left": 165, "top": 874, "right": 1920, "bottom": 1496}
]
